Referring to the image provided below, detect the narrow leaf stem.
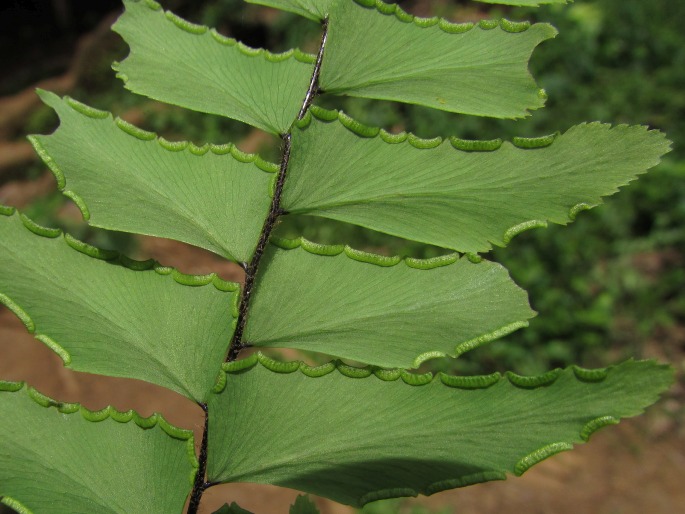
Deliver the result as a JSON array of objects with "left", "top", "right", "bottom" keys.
[
  {"left": 298, "top": 18, "right": 329, "bottom": 120},
  {"left": 187, "top": 403, "right": 209, "bottom": 514},
  {"left": 226, "top": 18, "right": 329, "bottom": 363},
  {"left": 191, "top": 18, "right": 330, "bottom": 514}
]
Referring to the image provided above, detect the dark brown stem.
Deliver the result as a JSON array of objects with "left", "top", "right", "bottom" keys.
[
  {"left": 187, "top": 403, "right": 209, "bottom": 514},
  {"left": 226, "top": 18, "right": 329, "bottom": 363},
  {"left": 191, "top": 16, "right": 330, "bottom": 514},
  {"left": 298, "top": 18, "right": 329, "bottom": 120}
]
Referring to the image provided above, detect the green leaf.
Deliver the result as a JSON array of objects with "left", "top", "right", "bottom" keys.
[
  {"left": 290, "top": 495, "right": 320, "bottom": 514},
  {"left": 243, "top": 241, "right": 534, "bottom": 368},
  {"left": 283, "top": 113, "right": 671, "bottom": 253},
  {"left": 0, "top": 210, "right": 237, "bottom": 402},
  {"left": 245, "top": 0, "right": 331, "bottom": 21},
  {"left": 0, "top": 382, "right": 196, "bottom": 514},
  {"left": 112, "top": 0, "right": 315, "bottom": 134},
  {"left": 30, "top": 90, "right": 273, "bottom": 263},
  {"left": 207, "top": 356, "right": 672, "bottom": 507},
  {"left": 319, "top": 1, "right": 557, "bottom": 119}
]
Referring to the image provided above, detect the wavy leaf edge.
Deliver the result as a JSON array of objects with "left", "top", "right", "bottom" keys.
[
  {"left": 212, "top": 353, "right": 673, "bottom": 504},
  {"left": 29, "top": 90, "right": 279, "bottom": 225},
  {"left": 351, "top": 0, "right": 537, "bottom": 35},
  {"left": 0, "top": 380, "right": 198, "bottom": 469},
  {"left": 293, "top": 107, "right": 671, "bottom": 249},
  {"left": 269, "top": 235, "right": 484, "bottom": 267},
  {"left": 0, "top": 496, "right": 31, "bottom": 514},
  {"left": 114, "top": 0, "right": 316, "bottom": 65},
  {"left": 0, "top": 207, "right": 240, "bottom": 367},
  {"left": 297, "top": 104, "right": 568, "bottom": 150},
  {"left": 277, "top": 0, "right": 538, "bottom": 34},
  {"left": 217, "top": 350, "right": 666, "bottom": 397}
]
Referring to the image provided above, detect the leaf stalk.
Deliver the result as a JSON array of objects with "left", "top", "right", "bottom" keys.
[{"left": 226, "top": 18, "right": 329, "bottom": 363}]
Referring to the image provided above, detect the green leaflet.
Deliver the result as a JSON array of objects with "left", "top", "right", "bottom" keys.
[
  {"left": 0, "top": 211, "right": 238, "bottom": 402},
  {"left": 207, "top": 356, "right": 672, "bottom": 507},
  {"left": 243, "top": 241, "right": 534, "bottom": 368},
  {"left": 0, "top": 383, "right": 196, "bottom": 514},
  {"left": 30, "top": 91, "right": 273, "bottom": 263},
  {"left": 245, "top": 0, "right": 331, "bottom": 21},
  {"left": 112, "top": 0, "right": 315, "bottom": 134},
  {"left": 283, "top": 113, "right": 671, "bottom": 253},
  {"left": 319, "top": 0, "right": 556, "bottom": 118}
]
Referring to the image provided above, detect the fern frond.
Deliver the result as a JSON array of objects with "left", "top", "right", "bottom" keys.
[
  {"left": 283, "top": 110, "right": 671, "bottom": 253},
  {"left": 242, "top": 240, "right": 534, "bottom": 368},
  {"left": 318, "top": 0, "right": 556, "bottom": 118},
  {"left": 30, "top": 90, "right": 275, "bottom": 263},
  {"left": 0, "top": 381, "right": 196, "bottom": 513},
  {"left": 0, "top": 209, "right": 237, "bottom": 401},
  {"left": 113, "top": 0, "right": 315, "bottom": 134},
  {"left": 206, "top": 354, "right": 673, "bottom": 507}
]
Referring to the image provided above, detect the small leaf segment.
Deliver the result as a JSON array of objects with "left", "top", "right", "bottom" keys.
[
  {"left": 241, "top": 239, "right": 534, "bottom": 370},
  {"left": 29, "top": 90, "right": 277, "bottom": 263},
  {"left": 0, "top": 381, "right": 197, "bottom": 514},
  {"left": 113, "top": 0, "right": 316, "bottom": 134},
  {"left": 0, "top": 207, "right": 239, "bottom": 403},
  {"left": 284, "top": 110, "right": 671, "bottom": 254},
  {"left": 206, "top": 354, "right": 673, "bottom": 507}
]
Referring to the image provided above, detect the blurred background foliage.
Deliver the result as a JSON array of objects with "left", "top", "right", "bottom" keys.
[{"left": 1, "top": 0, "right": 683, "bottom": 380}]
